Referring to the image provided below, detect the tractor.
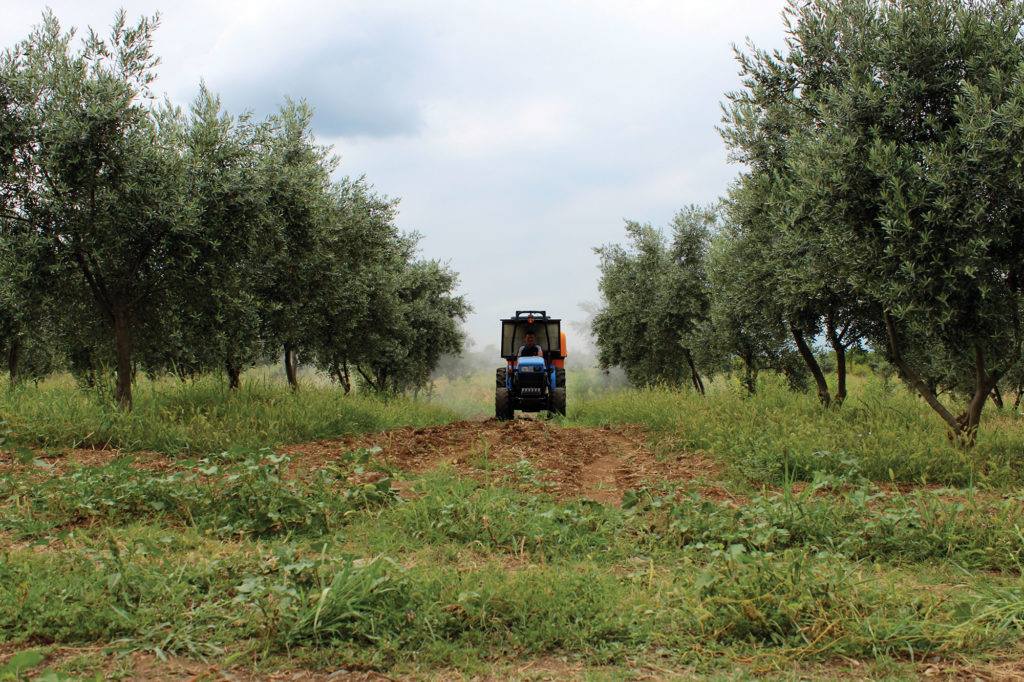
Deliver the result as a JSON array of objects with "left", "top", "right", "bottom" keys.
[{"left": 495, "top": 310, "right": 567, "bottom": 419}]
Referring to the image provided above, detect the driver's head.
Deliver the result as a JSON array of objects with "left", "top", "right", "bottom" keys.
[{"left": 524, "top": 332, "right": 536, "bottom": 345}]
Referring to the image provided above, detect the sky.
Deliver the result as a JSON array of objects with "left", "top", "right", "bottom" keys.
[{"left": 4, "top": 1, "right": 789, "bottom": 350}]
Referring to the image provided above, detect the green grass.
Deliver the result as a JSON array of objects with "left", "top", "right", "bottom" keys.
[
  {"left": 569, "top": 370, "right": 1024, "bottom": 488},
  {"left": 3, "top": 367, "right": 1024, "bottom": 678},
  {"left": 0, "top": 372, "right": 456, "bottom": 454},
  {"left": 0, "top": 449, "right": 399, "bottom": 540},
  {"left": 2, "top": 469, "right": 1023, "bottom": 674}
]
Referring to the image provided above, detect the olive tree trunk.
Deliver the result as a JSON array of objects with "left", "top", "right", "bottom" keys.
[
  {"left": 741, "top": 350, "right": 758, "bottom": 396},
  {"left": 226, "top": 360, "right": 241, "bottom": 391},
  {"left": 790, "top": 324, "right": 831, "bottom": 407},
  {"left": 825, "top": 316, "right": 848, "bottom": 406},
  {"left": 331, "top": 358, "right": 351, "bottom": 394},
  {"left": 283, "top": 344, "right": 298, "bottom": 390},
  {"left": 884, "top": 313, "right": 998, "bottom": 447},
  {"left": 112, "top": 310, "right": 133, "bottom": 410},
  {"left": 7, "top": 337, "right": 19, "bottom": 386},
  {"left": 683, "top": 348, "right": 705, "bottom": 395}
]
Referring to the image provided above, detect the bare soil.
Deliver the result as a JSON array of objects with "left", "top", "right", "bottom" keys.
[
  {"left": 279, "top": 418, "right": 723, "bottom": 504},
  {"left": 0, "top": 446, "right": 171, "bottom": 477}
]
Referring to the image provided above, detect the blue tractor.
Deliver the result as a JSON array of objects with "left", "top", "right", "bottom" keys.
[{"left": 495, "top": 311, "right": 567, "bottom": 420}]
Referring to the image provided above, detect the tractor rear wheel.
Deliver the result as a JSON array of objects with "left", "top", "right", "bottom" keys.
[
  {"left": 496, "top": 387, "right": 513, "bottom": 420},
  {"left": 555, "top": 368, "right": 566, "bottom": 388},
  {"left": 496, "top": 367, "right": 507, "bottom": 387},
  {"left": 550, "top": 387, "right": 566, "bottom": 416}
]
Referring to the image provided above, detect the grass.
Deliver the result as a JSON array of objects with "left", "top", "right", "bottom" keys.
[
  {"left": 3, "top": 366, "right": 1024, "bottom": 678},
  {"left": 1, "top": 470, "right": 1022, "bottom": 677},
  {"left": 568, "top": 369, "right": 1024, "bottom": 488},
  {"left": 0, "top": 372, "right": 456, "bottom": 454},
  {"left": 0, "top": 449, "right": 400, "bottom": 540}
]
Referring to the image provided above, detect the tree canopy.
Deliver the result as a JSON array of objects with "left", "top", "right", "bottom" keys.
[
  {"left": 593, "top": 206, "right": 715, "bottom": 391},
  {"left": 594, "top": 0, "right": 1024, "bottom": 444},
  {"left": 0, "top": 10, "right": 468, "bottom": 406}
]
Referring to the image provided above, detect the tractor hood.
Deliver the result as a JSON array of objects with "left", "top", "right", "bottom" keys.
[{"left": 517, "top": 356, "right": 546, "bottom": 371}]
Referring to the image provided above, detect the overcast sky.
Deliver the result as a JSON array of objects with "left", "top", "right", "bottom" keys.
[{"left": 5, "top": 1, "right": 788, "bottom": 349}]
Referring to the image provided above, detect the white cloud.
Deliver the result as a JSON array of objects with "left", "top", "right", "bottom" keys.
[{"left": 423, "top": 96, "right": 576, "bottom": 158}]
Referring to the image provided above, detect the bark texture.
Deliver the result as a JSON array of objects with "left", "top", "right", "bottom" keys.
[
  {"left": 683, "top": 348, "right": 705, "bottom": 396},
  {"left": 284, "top": 344, "right": 298, "bottom": 390},
  {"left": 113, "top": 310, "right": 133, "bottom": 409},
  {"left": 790, "top": 324, "right": 831, "bottom": 407},
  {"left": 825, "top": 316, "right": 848, "bottom": 406},
  {"left": 7, "top": 337, "right": 19, "bottom": 385},
  {"left": 226, "top": 361, "right": 241, "bottom": 391}
]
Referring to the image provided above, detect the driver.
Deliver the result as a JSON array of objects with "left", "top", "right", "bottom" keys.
[{"left": 518, "top": 331, "right": 544, "bottom": 358}]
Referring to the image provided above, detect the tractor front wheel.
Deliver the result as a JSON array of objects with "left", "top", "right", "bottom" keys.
[
  {"left": 550, "top": 388, "right": 566, "bottom": 417},
  {"left": 555, "top": 368, "right": 566, "bottom": 388},
  {"left": 496, "top": 367, "right": 508, "bottom": 387},
  {"left": 496, "top": 387, "right": 513, "bottom": 420}
]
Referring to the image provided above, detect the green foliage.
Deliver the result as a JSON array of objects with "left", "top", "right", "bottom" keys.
[
  {"left": 370, "top": 472, "right": 622, "bottom": 559},
  {"left": 2, "top": 390, "right": 1024, "bottom": 677},
  {"left": 256, "top": 100, "right": 338, "bottom": 390},
  {"left": 720, "top": 0, "right": 1024, "bottom": 436},
  {"left": 351, "top": 258, "right": 471, "bottom": 394},
  {"left": 592, "top": 206, "right": 716, "bottom": 389},
  {"left": 626, "top": 478, "right": 1024, "bottom": 571},
  {"left": 0, "top": 237, "right": 64, "bottom": 385},
  {"left": 0, "top": 11, "right": 467, "bottom": 407},
  {"left": 694, "top": 551, "right": 851, "bottom": 646},
  {"left": 264, "top": 557, "right": 410, "bottom": 646},
  {"left": 0, "top": 448, "right": 404, "bottom": 539},
  {"left": 0, "top": 492, "right": 1018, "bottom": 673},
  {"left": 704, "top": 220, "right": 811, "bottom": 395},
  {"left": 304, "top": 179, "right": 406, "bottom": 390},
  {"left": 0, "top": 651, "right": 46, "bottom": 679},
  {"left": 138, "top": 86, "right": 271, "bottom": 382}
]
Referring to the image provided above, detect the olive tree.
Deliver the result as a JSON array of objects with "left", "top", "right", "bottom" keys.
[
  {"left": 776, "top": 0, "right": 1024, "bottom": 442},
  {"left": 170, "top": 86, "right": 272, "bottom": 389},
  {"left": 704, "top": 219, "right": 808, "bottom": 396},
  {"left": 353, "top": 256, "right": 470, "bottom": 394},
  {"left": 719, "top": 29, "right": 867, "bottom": 407},
  {"left": 0, "top": 12, "right": 194, "bottom": 408},
  {"left": 307, "top": 179, "right": 409, "bottom": 393},
  {"left": 593, "top": 206, "right": 715, "bottom": 391},
  {"left": 259, "top": 100, "right": 336, "bottom": 389}
]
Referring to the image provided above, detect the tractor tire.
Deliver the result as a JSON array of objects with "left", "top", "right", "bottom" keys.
[
  {"left": 496, "top": 387, "right": 513, "bottom": 420},
  {"left": 555, "top": 368, "right": 566, "bottom": 388},
  {"left": 550, "top": 387, "right": 566, "bottom": 417},
  {"left": 496, "top": 367, "right": 507, "bottom": 387}
]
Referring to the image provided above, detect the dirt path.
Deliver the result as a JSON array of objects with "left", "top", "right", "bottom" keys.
[
  {"left": 280, "top": 418, "right": 722, "bottom": 504},
  {"left": 578, "top": 452, "right": 623, "bottom": 504}
]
